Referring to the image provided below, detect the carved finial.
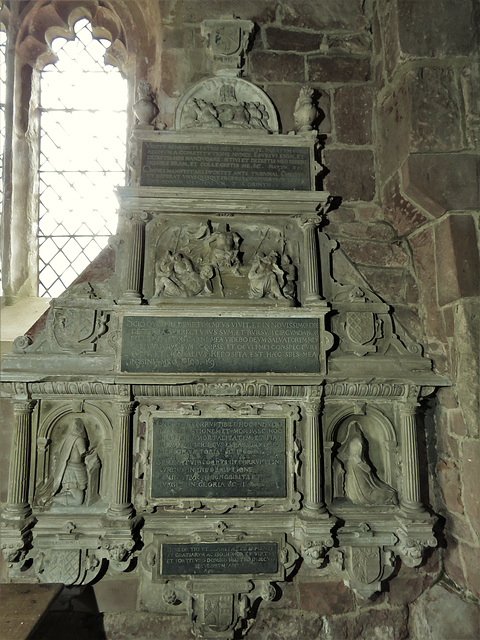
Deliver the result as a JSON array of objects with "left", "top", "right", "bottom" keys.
[
  {"left": 294, "top": 85, "right": 317, "bottom": 133},
  {"left": 133, "top": 80, "right": 159, "bottom": 128}
]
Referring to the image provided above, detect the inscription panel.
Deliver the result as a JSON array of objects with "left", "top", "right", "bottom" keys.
[
  {"left": 161, "top": 542, "right": 279, "bottom": 576},
  {"left": 140, "top": 142, "right": 311, "bottom": 190},
  {"left": 151, "top": 417, "right": 286, "bottom": 499},
  {"left": 121, "top": 316, "right": 321, "bottom": 374}
]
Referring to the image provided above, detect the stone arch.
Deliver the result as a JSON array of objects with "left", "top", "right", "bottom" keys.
[{"left": 325, "top": 406, "right": 398, "bottom": 504}]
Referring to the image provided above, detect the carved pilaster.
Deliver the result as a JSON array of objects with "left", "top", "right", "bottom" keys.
[
  {"left": 303, "top": 399, "right": 327, "bottom": 514},
  {"left": 107, "top": 401, "right": 135, "bottom": 519},
  {"left": 399, "top": 403, "right": 424, "bottom": 515},
  {"left": 302, "top": 218, "right": 324, "bottom": 304},
  {"left": 118, "top": 211, "right": 150, "bottom": 304},
  {"left": 3, "top": 401, "right": 36, "bottom": 521}
]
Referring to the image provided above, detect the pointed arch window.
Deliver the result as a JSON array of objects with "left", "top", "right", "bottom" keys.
[{"left": 38, "top": 18, "right": 127, "bottom": 297}]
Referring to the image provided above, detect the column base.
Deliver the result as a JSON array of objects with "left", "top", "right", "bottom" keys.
[
  {"left": 1, "top": 504, "right": 32, "bottom": 522},
  {"left": 118, "top": 293, "right": 144, "bottom": 305},
  {"left": 106, "top": 504, "right": 134, "bottom": 520}
]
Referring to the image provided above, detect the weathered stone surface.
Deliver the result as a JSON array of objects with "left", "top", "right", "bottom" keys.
[
  {"left": 403, "top": 153, "right": 480, "bottom": 214},
  {"left": 266, "top": 84, "right": 331, "bottom": 134},
  {"left": 377, "top": 84, "right": 410, "bottom": 184},
  {"left": 327, "top": 606, "right": 409, "bottom": 640},
  {"left": 385, "top": 566, "right": 432, "bottom": 606},
  {"left": 170, "top": 0, "right": 277, "bottom": 24},
  {"left": 404, "top": 273, "right": 419, "bottom": 304},
  {"left": 250, "top": 51, "right": 305, "bottom": 82},
  {"left": 328, "top": 33, "right": 371, "bottom": 54},
  {"left": 299, "top": 580, "right": 355, "bottom": 615},
  {"left": 453, "top": 298, "right": 480, "bottom": 437},
  {"left": 308, "top": 54, "right": 371, "bottom": 83},
  {"left": 327, "top": 220, "right": 395, "bottom": 241},
  {"left": 462, "top": 438, "right": 480, "bottom": 540},
  {"left": 435, "top": 215, "right": 480, "bottom": 307},
  {"left": 324, "top": 149, "right": 375, "bottom": 201},
  {"left": 410, "top": 227, "right": 446, "bottom": 343},
  {"left": 248, "top": 609, "right": 323, "bottom": 640},
  {"left": 334, "top": 86, "right": 373, "bottom": 145},
  {"left": 461, "top": 62, "right": 480, "bottom": 148},
  {"left": 461, "top": 541, "right": 480, "bottom": 600},
  {"left": 339, "top": 238, "right": 409, "bottom": 268},
  {"left": 0, "top": 398, "right": 13, "bottom": 503},
  {"left": 444, "top": 535, "right": 467, "bottom": 590},
  {"left": 397, "top": 0, "right": 476, "bottom": 57},
  {"left": 265, "top": 27, "right": 323, "bottom": 52},
  {"left": 382, "top": 177, "right": 429, "bottom": 237},
  {"left": 358, "top": 266, "right": 406, "bottom": 302},
  {"left": 409, "top": 67, "right": 464, "bottom": 153},
  {"left": 103, "top": 612, "right": 193, "bottom": 639},
  {"left": 437, "top": 459, "right": 464, "bottom": 516},
  {"left": 437, "top": 388, "right": 459, "bottom": 411},
  {"left": 277, "top": 0, "right": 366, "bottom": 30},
  {"left": 409, "top": 583, "right": 480, "bottom": 640},
  {"left": 93, "top": 577, "right": 139, "bottom": 613},
  {"left": 355, "top": 205, "right": 383, "bottom": 221}
]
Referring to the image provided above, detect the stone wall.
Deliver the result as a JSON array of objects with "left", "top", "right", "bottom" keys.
[{"left": 1, "top": 0, "right": 479, "bottom": 636}]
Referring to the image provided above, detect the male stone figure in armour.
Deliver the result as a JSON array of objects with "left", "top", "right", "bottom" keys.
[{"left": 37, "top": 418, "right": 91, "bottom": 506}]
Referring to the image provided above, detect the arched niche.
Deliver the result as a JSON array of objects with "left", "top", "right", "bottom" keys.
[
  {"left": 324, "top": 406, "right": 398, "bottom": 506},
  {"left": 35, "top": 401, "right": 113, "bottom": 508}
]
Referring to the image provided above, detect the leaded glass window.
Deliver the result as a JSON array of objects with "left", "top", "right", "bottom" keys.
[
  {"left": 38, "top": 18, "right": 127, "bottom": 297},
  {"left": 0, "top": 28, "right": 6, "bottom": 293}
]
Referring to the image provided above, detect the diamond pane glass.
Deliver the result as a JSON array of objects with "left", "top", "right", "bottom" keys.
[{"left": 38, "top": 18, "right": 126, "bottom": 297}]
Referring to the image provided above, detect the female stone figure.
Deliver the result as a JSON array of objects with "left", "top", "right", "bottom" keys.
[{"left": 340, "top": 421, "right": 397, "bottom": 506}]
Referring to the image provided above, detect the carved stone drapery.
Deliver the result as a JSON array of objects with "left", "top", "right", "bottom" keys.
[
  {"left": 302, "top": 219, "right": 324, "bottom": 304},
  {"left": 3, "top": 401, "right": 36, "bottom": 521},
  {"left": 107, "top": 401, "right": 135, "bottom": 519},
  {"left": 399, "top": 403, "right": 424, "bottom": 515},
  {"left": 303, "top": 399, "right": 327, "bottom": 514},
  {"left": 118, "top": 211, "right": 150, "bottom": 304}
]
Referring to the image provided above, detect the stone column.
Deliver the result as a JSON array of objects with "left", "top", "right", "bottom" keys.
[
  {"left": 302, "top": 218, "right": 324, "bottom": 304},
  {"left": 107, "top": 402, "right": 135, "bottom": 519},
  {"left": 118, "top": 211, "right": 149, "bottom": 304},
  {"left": 3, "top": 401, "right": 36, "bottom": 520},
  {"left": 303, "top": 400, "right": 327, "bottom": 514},
  {"left": 399, "top": 404, "right": 424, "bottom": 514}
]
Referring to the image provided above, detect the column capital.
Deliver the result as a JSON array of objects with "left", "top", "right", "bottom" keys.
[
  {"left": 117, "top": 401, "right": 136, "bottom": 416},
  {"left": 13, "top": 400, "right": 36, "bottom": 415},
  {"left": 121, "top": 210, "right": 151, "bottom": 224}
]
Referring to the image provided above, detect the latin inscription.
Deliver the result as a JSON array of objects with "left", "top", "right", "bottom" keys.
[
  {"left": 151, "top": 417, "right": 286, "bottom": 499},
  {"left": 121, "top": 316, "right": 321, "bottom": 374},
  {"left": 140, "top": 142, "right": 311, "bottom": 190},
  {"left": 161, "top": 542, "right": 279, "bottom": 576}
]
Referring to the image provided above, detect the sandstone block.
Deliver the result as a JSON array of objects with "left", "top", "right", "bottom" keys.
[
  {"left": 409, "top": 583, "right": 480, "bottom": 640},
  {"left": 334, "top": 85, "right": 373, "bottom": 145},
  {"left": 308, "top": 54, "right": 371, "bottom": 83},
  {"left": 328, "top": 607, "right": 409, "bottom": 640},
  {"left": 409, "top": 67, "right": 464, "bottom": 153},
  {"left": 386, "top": 566, "right": 431, "bottom": 605},
  {"left": 298, "top": 580, "right": 355, "bottom": 615},
  {"left": 377, "top": 83, "right": 410, "bottom": 183},
  {"left": 103, "top": 612, "right": 192, "bottom": 640},
  {"left": 323, "top": 149, "right": 375, "bottom": 201},
  {"left": 461, "top": 62, "right": 480, "bottom": 148},
  {"left": 382, "top": 177, "right": 428, "bottom": 237},
  {"left": 277, "top": 0, "right": 366, "bottom": 30},
  {"left": 462, "top": 438, "right": 480, "bottom": 540},
  {"left": 397, "top": 0, "right": 476, "bottom": 57},
  {"left": 175, "top": 1, "right": 276, "bottom": 24},
  {"left": 358, "top": 266, "right": 406, "bottom": 302},
  {"left": 403, "top": 153, "right": 480, "bottom": 214},
  {"left": 339, "top": 238, "right": 408, "bottom": 268},
  {"left": 437, "top": 459, "right": 464, "bottom": 516},
  {"left": 444, "top": 535, "right": 467, "bottom": 590},
  {"left": 250, "top": 51, "right": 305, "bottom": 83},
  {"left": 460, "top": 541, "right": 480, "bottom": 600},
  {"left": 247, "top": 608, "right": 323, "bottom": 640},
  {"left": 265, "top": 27, "right": 323, "bottom": 52},
  {"left": 434, "top": 214, "right": 480, "bottom": 307}
]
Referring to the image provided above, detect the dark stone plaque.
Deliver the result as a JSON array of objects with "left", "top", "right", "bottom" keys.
[
  {"left": 151, "top": 417, "right": 286, "bottom": 499},
  {"left": 140, "top": 141, "right": 311, "bottom": 190},
  {"left": 161, "top": 542, "right": 279, "bottom": 576},
  {"left": 121, "top": 316, "right": 321, "bottom": 374}
]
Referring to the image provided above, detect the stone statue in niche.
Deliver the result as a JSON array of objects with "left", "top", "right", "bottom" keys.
[
  {"left": 248, "top": 251, "right": 286, "bottom": 300},
  {"left": 36, "top": 418, "right": 101, "bottom": 507},
  {"left": 154, "top": 251, "right": 214, "bottom": 298},
  {"left": 335, "top": 421, "right": 397, "bottom": 506}
]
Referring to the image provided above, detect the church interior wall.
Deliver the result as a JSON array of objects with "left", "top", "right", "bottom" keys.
[{"left": 0, "top": 1, "right": 478, "bottom": 638}]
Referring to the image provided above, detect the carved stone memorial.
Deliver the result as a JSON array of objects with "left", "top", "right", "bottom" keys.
[{"left": 1, "top": 16, "right": 447, "bottom": 640}]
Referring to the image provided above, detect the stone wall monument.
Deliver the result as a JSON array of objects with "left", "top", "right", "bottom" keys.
[{"left": 1, "top": 17, "right": 448, "bottom": 639}]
